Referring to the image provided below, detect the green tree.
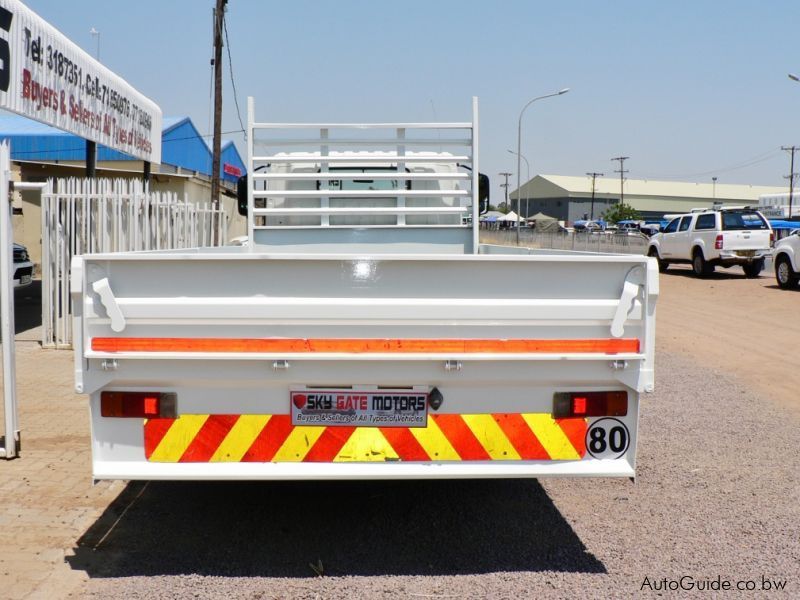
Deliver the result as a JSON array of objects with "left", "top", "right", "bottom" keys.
[{"left": 602, "top": 202, "right": 640, "bottom": 223}]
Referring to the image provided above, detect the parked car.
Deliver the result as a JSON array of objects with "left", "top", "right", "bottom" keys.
[
  {"left": 639, "top": 223, "right": 661, "bottom": 237},
  {"left": 13, "top": 243, "right": 33, "bottom": 288},
  {"left": 773, "top": 229, "right": 800, "bottom": 289},
  {"left": 573, "top": 219, "right": 604, "bottom": 231},
  {"left": 616, "top": 220, "right": 643, "bottom": 233},
  {"left": 647, "top": 208, "right": 772, "bottom": 277}
]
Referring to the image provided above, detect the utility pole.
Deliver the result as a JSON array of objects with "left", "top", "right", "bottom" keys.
[
  {"left": 499, "top": 171, "right": 512, "bottom": 213},
  {"left": 611, "top": 156, "right": 629, "bottom": 213},
  {"left": 712, "top": 176, "right": 717, "bottom": 199},
  {"left": 782, "top": 145, "right": 797, "bottom": 218},
  {"left": 211, "top": 0, "right": 227, "bottom": 243},
  {"left": 586, "top": 172, "right": 604, "bottom": 220}
]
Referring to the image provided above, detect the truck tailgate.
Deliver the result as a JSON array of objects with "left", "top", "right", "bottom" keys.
[
  {"left": 73, "top": 249, "right": 657, "bottom": 480},
  {"left": 722, "top": 229, "right": 771, "bottom": 251}
]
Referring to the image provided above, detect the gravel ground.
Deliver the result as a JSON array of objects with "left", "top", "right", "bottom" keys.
[{"left": 80, "top": 349, "right": 799, "bottom": 599}]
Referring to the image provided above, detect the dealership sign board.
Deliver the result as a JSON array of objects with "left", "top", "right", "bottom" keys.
[{"left": 0, "top": 0, "right": 162, "bottom": 163}]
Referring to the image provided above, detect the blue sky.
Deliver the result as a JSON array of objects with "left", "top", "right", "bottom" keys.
[{"left": 23, "top": 0, "right": 800, "bottom": 200}]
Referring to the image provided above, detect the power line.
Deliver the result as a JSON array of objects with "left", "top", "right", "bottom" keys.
[
  {"left": 223, "top": 10, "right": 245, "bottom": 139},
  {"left": 637, "top": 148, "right": 782, "bottom": 180}
]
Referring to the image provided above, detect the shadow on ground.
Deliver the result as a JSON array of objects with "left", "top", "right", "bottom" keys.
[
  {"left": 764, "top": 283, "right": 800, "bottom": 292},
  {"left": 13, "top": 280, "right": 42, "bottom": 334},
  {"left": 661, "top": 266, "right": 753, "bottom": 280},
  {"left": 68, "top": 479, "right": 605, "bottom": 578}
]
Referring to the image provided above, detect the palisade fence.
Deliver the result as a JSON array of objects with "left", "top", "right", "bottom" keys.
[
  {"left": 42, "top": 178, "right": 228, "bottom": 348},
  {"left": 480, "top": 229, "right": 649, "bottom": 255}
]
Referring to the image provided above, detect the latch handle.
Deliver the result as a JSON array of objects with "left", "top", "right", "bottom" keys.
[
  {"left": 611, "top": 267, "right": 645, "bottom": 338},
  {"left": 92, "top": 277, "right": 126, "bottom": 332}
]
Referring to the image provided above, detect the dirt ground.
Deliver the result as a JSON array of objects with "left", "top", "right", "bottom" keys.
[
  {"left": 0, "top": 265, "right": 797, "bottom": 598},
  {"left": 655, "top": 263, "right": 800, "bottom": 413}
]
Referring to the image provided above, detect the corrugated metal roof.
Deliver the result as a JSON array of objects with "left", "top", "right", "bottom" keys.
[
  {"left": 0, "top": 113, "right": 245, "bottom": 180},
  {"left": 529, "top": 174, "right": 784, "bottom": 201},
  {"left": 0, "top": 114, "right": 70, "bottom": 135},
  {"left": 162, "top": 116, "right": 190, "bottom": 132}
]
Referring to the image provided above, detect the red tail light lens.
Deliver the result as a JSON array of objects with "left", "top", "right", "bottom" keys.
[
  {"left": 715, "top": 234, "right": 723, "bottom": 250},
  {"left": 553, "top": 391, "right": 628, "bottom": 418},
  {"left": 101, "top": 392, "right": 177, "bottom": 418},
  {"left": 770, "top": 231, "right": 775, "bottom": 246}
]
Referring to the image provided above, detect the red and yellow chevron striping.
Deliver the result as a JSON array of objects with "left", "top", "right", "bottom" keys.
[{"left": 144, "top": 413, "right": 586, "bottom": 463}]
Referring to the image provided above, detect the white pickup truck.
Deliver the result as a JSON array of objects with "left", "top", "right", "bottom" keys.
[
  {"left": 647, "top": 208, "right": 773, "bottom": 277},
  {"left": 72, "top": 98, "right": 657, "bottom": 481},
  {"left": 773, "top": 228, "right": 800, "bottom": 289}
]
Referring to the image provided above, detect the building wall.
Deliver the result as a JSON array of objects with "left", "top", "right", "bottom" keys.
[
  {"left": 517, "top": 197, "right": 569, "bottom": 220},
  {"left": 516, "top": 196, "right": 617, "bottom": 222},
  {"left": 624, "top": 195, "right": 743, "bottom": 216},
  {"left": 518, "top": 175, "right": 780, "bottom": 224},
  {"left": 528, "top": 194, "right": 753, "bottom": 224},
  {"left": 564, "top": 197, "right": 618, "bottom": 222}
]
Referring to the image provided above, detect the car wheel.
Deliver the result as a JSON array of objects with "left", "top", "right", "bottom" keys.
[
  {"left": 648, "top": 248, "right": 668, "bottom": 272},
  {"left": 692, "top": 250, "right": 712, "bottom": 277},
  {"left": 742, "top": 259, "right": 764, "bottom": 279},
  {"left": 775, "top": 256, "right": 799, "bottom": 289}
]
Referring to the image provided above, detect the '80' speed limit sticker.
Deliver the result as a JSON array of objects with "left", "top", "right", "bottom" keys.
[{"left": 585, "top": 418, "right": 630, "bottom": 460}]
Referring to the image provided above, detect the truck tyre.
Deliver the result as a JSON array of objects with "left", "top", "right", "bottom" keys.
[
  {"left": 742, "top": 259, "right": 764, "bottom": 279},
  {"left": 775, "top": 255, "right": 799, "bottom": 289},
  {"left": 648, "top": 247, "right": 668, "bottom": 272},
  {"left": 692, "top": 249, "right": 713, "bottom": 277}
]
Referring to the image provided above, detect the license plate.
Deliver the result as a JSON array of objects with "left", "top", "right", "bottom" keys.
[
  {"left": 291, "top": 388, "right": 428, "bottom": 428},
  {"left": 20, "top": 275, "right": 31, "bottom": 285},
  {"left": 738, "top": 250, "right": 755, "bottom": 257}
]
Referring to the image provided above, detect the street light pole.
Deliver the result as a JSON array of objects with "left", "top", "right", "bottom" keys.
[
  {"left": 515, "top": 88, "right": 570, "bottom": 244},
  {"left": 508, "top": 149, "right": 530, "bottom": 224},
  {"left": 787, "top": 74, "right": 800, "bottom": 217}
]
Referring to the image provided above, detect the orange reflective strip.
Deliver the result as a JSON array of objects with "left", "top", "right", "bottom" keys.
[{"left": 93, "top": 337, "right": 639, "bottom": 354}]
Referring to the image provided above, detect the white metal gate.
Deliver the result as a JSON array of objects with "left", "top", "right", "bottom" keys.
[
  {"left": 41, "top": 178, "right": 228, "bottom": 348},
  {"left": 1, "top": 141, "right": 19, "bottom": 458}
]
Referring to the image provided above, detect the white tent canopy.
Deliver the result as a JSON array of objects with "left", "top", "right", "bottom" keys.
[{"left": 497, "top": 211, "right": 518, "bottom": 222}]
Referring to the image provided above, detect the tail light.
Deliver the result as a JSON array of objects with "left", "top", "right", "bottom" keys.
[
  {"left": 715, "top": 234, "right": 723, "bottom": 250},
  {"left": 770, "top": 231, "right": 775, "bottom": 246},
  {"left": 101, "top": 391, "right": 177, "bottom": 418},
  {"left": 553, "top": 391, "right": 628, "bottom": 418}
]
